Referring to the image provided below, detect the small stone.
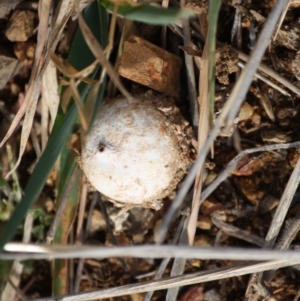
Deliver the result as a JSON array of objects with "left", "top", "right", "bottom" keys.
[
  {"left": 14, "top": 40, "right": 36, "bottom": 65},
  {"left": 238, "top": 102, "right": 254, "bottom": 121},
  {"left": 5, "top": 10, "right": 35, "bottom": 42},
  {"left": 193, "top": 234, "right": 212, "bottom": 246},
  {"left": 251, "top": 112, "right": 261, "bottom": 126},
  {"left": 196, "top": 215, "right": 211, "bottom": 230},
  {"left": 200, "top": 198, "right": 223, "bottom": 216},
  {"left": 89, "top": 209, "right": 106, "bottom": 234}
]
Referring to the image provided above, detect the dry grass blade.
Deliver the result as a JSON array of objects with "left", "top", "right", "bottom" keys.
[
  {"left": 46, "top": 166, "right": 81, "bottom": 244},
  {"left": 188, "top": 36, "right": 209, "bottom": 245},
  {"left": 69, "top": 79, "right": 89, "bottom": 132},
  {"left": 273, "top": 0, "right": 291, "bottom": 40},
  {"left": 1, "top": 0, "right": 76, "bottom": 177},
  {"left": 201, "top": 141, "right": 300, "bottom": 201},
  {"left": 245, "top": 153, "right": 300, "bottom": 296},
  {"left": 155, "top": 0, "right": 289, "bottom": 244},
  {"left": 1, "top": 213, "right": 33, "bottom": 301},
  {"left": 25, "top": 260, "right": 300, "bottom": 301},
  {"left": 5, "top": 244, "right": 300, "bottom": 261},
  {"left": 237, "top": 61, "right": 290, "bottom": 96},
  {"left": 263, "top": 155, "right": 300, "bottom": 247},
  {"left": 237, "top": 51, "right": 300, "bottom": 97},
  {"left": 211, "top": 215, "right": 264, "bottom": 247},
  {"left": 49, "top": 50, "right": 98, "bottom": 83},
  {"left": 77, "top": 13, "right": 133, "bottom": 102},
  {"left": 166, "top": 216, "right": 189, "bottom": 301},
  {"left": 180, "top": 1, "right": 198, "bottom": 128},
  {"left": 41, "top": 60, "right": 60, "bottom": 149},
  {"left": 142, "top": 215, "right": 186, "bottom": 301}
]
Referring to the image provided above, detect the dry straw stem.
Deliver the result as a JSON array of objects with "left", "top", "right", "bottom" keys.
[
  {"left": 77, "top": 12, "right": 133, "bottom": 102},
  {"left": 180, "top": 0, "right": 198, "bottom": 128},
  {"left": 246, "top": 152, "right": 300, "bottom": 295},
  {"left": 237, "top": 51, "right": 300, "bottom": 97},
  {"left": 46, "top": 166, "right": 81, "bottom": 244},
  {"left": 211, "top": 215, "right": 264, "bottom": 247},
  {"left": 0, "top": 0, "right": 75, "bottom": 177},
  {"left": 187, "top": 23, "right": 209, "bottom": 246},
  {"left": 22, "top": 260, "right": 300, "bottom": 301},
  {"left": 200, "top": 141, "right": 300, "bottom": 201},
  {"left": 142, "top": 215, "right": 187, "bottom": 301},
  {"left": 155, "top": 0, "right": 290, "bottom": 244},
  {"left": 5, "top": 244, "right": 300, "bottom": 261},
  {"left": 237, "top": 61, "right": 290, "bottom": 96},
  {"left": 1, "top": 213, "right": 33, "bottom": 301}
]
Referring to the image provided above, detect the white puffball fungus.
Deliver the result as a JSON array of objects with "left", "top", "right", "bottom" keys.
[{"left": 80, "top": 93, "right": 194, "bottom": 210}]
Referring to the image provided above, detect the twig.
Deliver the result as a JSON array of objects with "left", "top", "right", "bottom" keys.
[
  {"left": 1, "top": 213, "right": 33, "bottom": 301},
  {"left": 97, "top": 194, "right": 128, "bottom": 272},
  {"left": 74, "top": 193, "right": 98, "bottom": 292},
  {"left": 246, "top": 153, "right": 300, "bottom": 298},
  {"left": 273, "top": 0, "right": 291, "bottom": 41},
  {"left": 166, "top": 215, "right": 189, "bottom": 301},
  {"left": 46, "top": 165, "right": 81, "bottom": 244},
  {"left": 211, "top": 215, "right": 264, "bottom": 247},
  {"left": 264, "top": 210, "right": 300, "bottom": 281},
  {"left": 5, "top": 244, "right": 300, "bottom": 261},
  {"left": 27, "top": 260, "right": 300, "bottom": 301},
  {"left": 154, "top": 0, "right": 289, "bottom": 244},
  {"left": 180, "top": 0, "right": 199, "bottom": 128},
  {"left": 237, "top": 51, "right": 300, "bottom": 97},
  {"left": 143, "top": 214, "right": 187, "bottom": 301},
  {"left": 238, "top": 61, "right": 290, "bottom": 96}
]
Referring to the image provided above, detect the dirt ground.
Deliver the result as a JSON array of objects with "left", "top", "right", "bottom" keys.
[{"left": 1, "top": 0, "right": 300, "bottom": 300}]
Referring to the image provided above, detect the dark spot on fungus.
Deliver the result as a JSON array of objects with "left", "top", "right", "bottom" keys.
[{"left": 98, "top": 143, "right": 106, "bottom": 152}]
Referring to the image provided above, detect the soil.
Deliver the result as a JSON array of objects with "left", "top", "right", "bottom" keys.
[{"left": 1, "top": 1, "right": 300, "bottom": 301}]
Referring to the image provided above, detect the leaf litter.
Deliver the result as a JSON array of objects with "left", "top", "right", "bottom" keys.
[{"left": 3, "top": 0, "right": 300, "bottom": 300}]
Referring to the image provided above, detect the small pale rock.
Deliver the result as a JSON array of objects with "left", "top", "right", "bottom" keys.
[
  {"left": 14, "top": 40, "right": 36, "bottom": 65},
  {"left": 204, "top": 171, "right": 217, "bottom": 186},
  {"left": 204, "top": 289, "right": 222, "bottom": 301},
  {"left": 200, "top": 198, "right": 223, "bottom": 216},
  {"left": 193, "top": 234, "right": 212, "bottom": 247},
  {"left": 5, "top": 10, "right": 35, "bottom": 42},
  {"left": 89, "top": 209, "right": 106, "bottom": 233},
  {"left": 238, "top": 102, "right": 254, "bottom": 121},
  {"left": 0, "top": 48, "right": 19, "bottom": 89},
  {"left": 197, "top": 215, "right": 211, "bottom": 230},
  {"left": 251, "top": 112, "right": 261, "bottom": 126}
]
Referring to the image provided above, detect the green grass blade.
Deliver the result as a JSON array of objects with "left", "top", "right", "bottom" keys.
[
  {"left": 0, "top": 1, "right": 106, "bottom": 251},
  {"left": 100, "top": 0, "right": 195, "bottom": 24},
  {"left": 208, "top": 0, "right": 221, "bottom": 126},
  {"left": 52, "top": 4, "right": 108, "bottom": 294}
]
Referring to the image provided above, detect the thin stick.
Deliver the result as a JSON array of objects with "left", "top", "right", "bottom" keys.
[
  {"left": 143, "top": 215, "right": 187, "bottom": 301},
  {"left": 246, "top": 155, "right": 300, "bottom": 296},
  {"left": 26, "top": 260, "right": 300, "bottom": 301},
  {"left": 201, "top": 141, "right": 300, "bottom": 201},
  {"left": 211, "top": 215, "right": 264, "bottom": 247},
  {"left": 238, "top": 51, "right": 300, "bottom": 97},
  {"left": 46, "top": 166, "right": 81, "bottom": 244},
  {"left": 238, "top": 61, "right": 290, "bottom": 96},
  {"left": 97, "top": 194, "right": 128, "bottom": 272},
  {"left": 180, "top": 0, "right": 199, "bottom": 128},
  {"left": 273, "top": 0, "right": 291, "bottom": 41},
  {"left": 154, "top": 0, "right": 290, "bottom": 244},
  {"left": 5, "top": 244, "right": 300, "bottom": 261}
]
